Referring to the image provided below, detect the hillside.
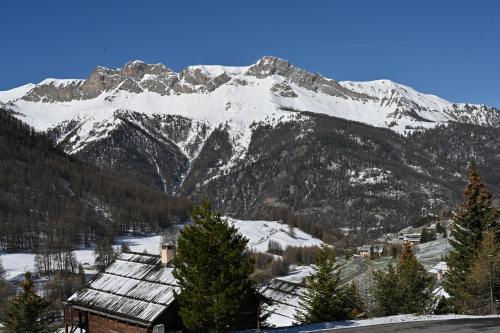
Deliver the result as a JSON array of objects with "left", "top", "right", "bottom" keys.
[
  {"left": 0, "top": 110, "right": 191, "bottom": 252},
  {"left": 1, "top": 57, "right": 499, "bottom": 234}
]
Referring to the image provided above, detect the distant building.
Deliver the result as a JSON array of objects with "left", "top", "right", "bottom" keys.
[
  {"left": 356, "top": 245, "right": 383, "bottom": 258},
  {"left": 403, "top": 233, "right": 421, "bottom": 245}
]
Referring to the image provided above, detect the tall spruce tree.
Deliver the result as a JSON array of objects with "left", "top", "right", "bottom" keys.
[
  {"left": 5, "top": 272, "right": 50, "bottom": 333},
  {"left": 172, "top": 202, "right": 257, "bottom": 332},
  {"left": 295, "top": 245, "right": 363, "bottom": 323},
  {"left": 446, "top": 161, "right": 498, "bottom": 312},
  {"left": 373, "top": 243, "right": 434, "bottom": 315}
]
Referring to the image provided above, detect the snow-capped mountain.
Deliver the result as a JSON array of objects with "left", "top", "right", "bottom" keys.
[{"left": 1, "top": 56, "right": 499, "bottom": 231}]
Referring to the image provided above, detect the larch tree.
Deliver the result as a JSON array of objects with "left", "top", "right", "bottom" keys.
[
  {"left": 172, "top": 202, "right": 257, "bottom": 332},
  {"left": 446, "top": 161, "right": 498, "bottom": 313},
  {"left": 465, "top": 231, "right": 500, "bottom": 314}
]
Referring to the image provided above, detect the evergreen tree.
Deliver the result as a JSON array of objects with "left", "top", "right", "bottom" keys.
[
  {"left": 446, "top": 162, "right": 498, "bottom": 312},
  {"left": 5, "top": 272, "right": 50, "bottom": 333},
  {"left": 373, "top": 243, "right": 434, "bottom": 315},
  {"left": 435, "top": 221, "right": 446, "bottom": 235},
  {"left": 172, "top": 202, "right": 257, "bottom": 332},
  {"left": 0, "top": 258, "right": 11, "bottom": 321},
  {"left": 295, "top": 245, "right": 362, "bottom": 323},
  {"left": 373, "top": 263, "right": 401, "bottom": 316},
  {"left": 420, "top": 228, "right": 429, "bottom": 244}
]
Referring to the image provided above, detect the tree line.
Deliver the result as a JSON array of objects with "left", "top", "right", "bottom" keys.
[{"left": 0, "top": 109, "right": 192, "bottom": 252}]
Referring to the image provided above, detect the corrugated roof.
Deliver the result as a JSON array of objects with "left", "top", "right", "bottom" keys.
[
  {"left": 261, "top": 279, "right": 304, "bottom": 323},
  {"left": 68, "top": 252, "right": 179, "bottom": 325}
]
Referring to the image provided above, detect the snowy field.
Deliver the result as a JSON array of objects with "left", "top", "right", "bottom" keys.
[
  {"left": 0, "top": 218, "right": 323, "bottom": 281},
  {"left": 0, "top": 235, "right": 162, "bottom": 281},
  {"left": 229, "top": 218, "right": 324, "bottom": 252}
]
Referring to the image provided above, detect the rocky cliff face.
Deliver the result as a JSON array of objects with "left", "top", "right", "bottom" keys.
[{"left": 1, "top": 56, "right": 499, "bottom": 233}]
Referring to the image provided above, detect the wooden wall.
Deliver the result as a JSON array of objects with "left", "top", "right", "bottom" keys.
[{"left": 87, "top": 314, "right": 150, "bottom": 333}]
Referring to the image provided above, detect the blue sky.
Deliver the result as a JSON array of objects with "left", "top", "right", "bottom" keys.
[{"left": 1, "top": 0, "right": 499, "bottom": 107}]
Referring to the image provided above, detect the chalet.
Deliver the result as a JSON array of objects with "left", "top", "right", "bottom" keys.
[
  {"left": 64, "top": 244, "right": 181, "bottom": 333},
  {"left": 64, "top": 243, "right": 261, "bottom": 333},
  {"left": 403, "top": 233, "right": 421, "bottom": 245},
  {"left": 356, "top": 245, "right": 383, "bottom": 258}
]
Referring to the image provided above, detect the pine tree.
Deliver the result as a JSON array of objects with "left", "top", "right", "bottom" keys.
[
  {"left": 5, "top": 272, "right": 50, "bottom": 333},
  {"left": 373, "top": 263, "right": 402, "bottom": 316},
  {"left": 373, "top": 243, "right": 434, "bottom": 315},
  {"left": 446, "top": 161, "right": 497, "bottom": 312},
  {"left": 172, "top": 202, "right": 257, "bottom": 332},
  {"left": 435, "top": 221, "right": 446, "bottom": 235},
  {"left": 295, "top": 245, "right": 362, "bottom": 323},
  {"left": 420, "top": 228, "right": 429, "bottom": 243},
  {"left": 396, "top": 243, "right": 434, "bottom": 314}
]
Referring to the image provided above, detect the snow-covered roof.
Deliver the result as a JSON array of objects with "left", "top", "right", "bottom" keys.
[
  {"left": 67, "top": 252, "right": 179, "bottom": 325},
  {"left": 428, "top": 261, "right": 448, "bottom": 274},
  {"left": 261, "top": 278, "right": 305, "bottom": 327}
]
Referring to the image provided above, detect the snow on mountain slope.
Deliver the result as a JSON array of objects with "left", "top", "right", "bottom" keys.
[
  {"left": 1, "top": 56, "right": 498, "bottom": 142},
  {"left": 0, "top": 56, "right": 499, "bottom": 196},
  {"left": 229, "top": 218, "right": 324, "bottom": 252}
]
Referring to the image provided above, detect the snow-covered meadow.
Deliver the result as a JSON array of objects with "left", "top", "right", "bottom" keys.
[{"left": 0, "top": 218, "right": 323, "bottom": 281}]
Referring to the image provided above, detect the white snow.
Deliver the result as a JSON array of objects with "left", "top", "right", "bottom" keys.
[
  {"left": 257, "top": 314, "right": 499, "bottom": 332},
  {"left": 0, "top": 219, "right": 321, "bottom": 281},
  {"left": 0, "top": 83, "right": 35, "bottom": 102},
  {"left": 229, "top": 218, "right": 324, "bottom": 252},
  {"left": 0, "top": 235, "right": 162, "bottom": 280},
  {"left": 1, "top": 58, "right": 496, "bottom": 169},
  {"left": 278, "top": 265, "right": 316, "bottom": 284},
  {"left": 428, "top": 261, "right": 449, "bottom": 274}
]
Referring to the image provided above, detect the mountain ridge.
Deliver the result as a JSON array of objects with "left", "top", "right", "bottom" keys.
[{"left": 1, "top": 56, "right": 499, "bottom": 233}]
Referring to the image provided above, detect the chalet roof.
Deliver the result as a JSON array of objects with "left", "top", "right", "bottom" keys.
[
  {"left": 67, "top": 252, "right": 179, "bottom": 326},
  {"left": 260, "top": 279, "right": 304, "bottom": 326}
]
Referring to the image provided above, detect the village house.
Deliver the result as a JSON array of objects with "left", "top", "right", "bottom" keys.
[
  {"left": 356, "top": 244, "right": 384, "bottom": 258},
  {"left": 64, "top": 243, "right": 261, "bottom": 333},
  {"left": 64, "top": 244, "right": 181, "bottom": 333}
]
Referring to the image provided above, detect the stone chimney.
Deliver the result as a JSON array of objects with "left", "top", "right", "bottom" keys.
[{"left": 161, "top": 243, "right": 176, "bottom": 265}]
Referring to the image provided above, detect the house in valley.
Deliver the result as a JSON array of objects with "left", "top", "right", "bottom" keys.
[
  {"left": 64, "top": 244, "right": 181, "bottom": 333},
  {"left": 64, "top": 243, "right": 261, "bottom": 333}
]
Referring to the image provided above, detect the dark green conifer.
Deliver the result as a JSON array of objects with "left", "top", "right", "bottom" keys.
[
  {"left": 373, "top": 243, "right": 433, "bottom": 315},
  {"left": 172, "top": 202, "right": 257, "bottom": 332},
  {"left": 295, "top": 246, "right": 363, "bottom": 323}
]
